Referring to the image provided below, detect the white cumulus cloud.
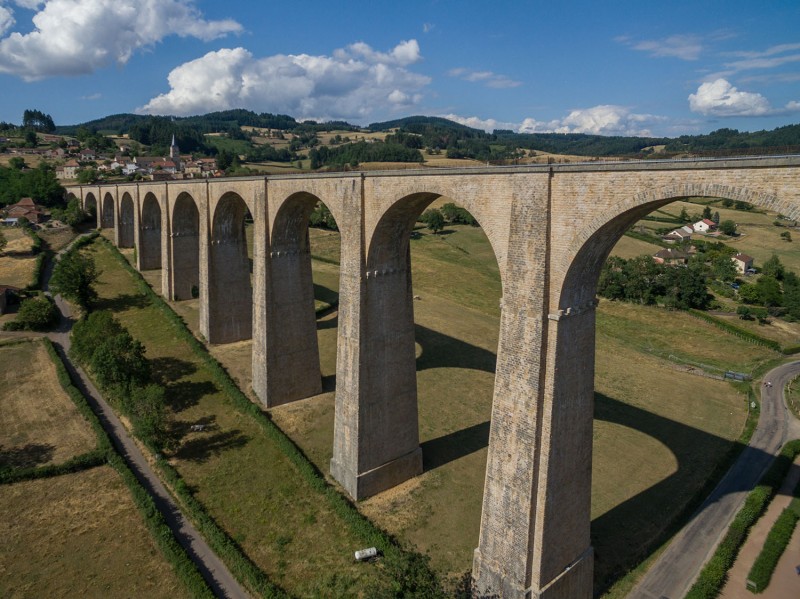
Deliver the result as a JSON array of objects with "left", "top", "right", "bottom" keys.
[
  {"left": 445, "top": 105, "right": 663, "bottom": 137},
  {"left": 0, "top": 0, "right": 242, "bottom": 80},
  {"left": 688, "top": 78, "right": 800, "bottom": 116},
  {"left": 0, "top": 5, "right": 14, "bottom": 36},
  {"left": 138, "top": 40, "right": 430, "bottom": 121}
]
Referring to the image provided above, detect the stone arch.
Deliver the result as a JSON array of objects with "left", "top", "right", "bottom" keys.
[
  {"left": 101, "top": 192, "right": 115, "bottom": 229},
  {"left": 170, "top": 192, "right": 199, "bottom": 301},
  {"left": 118, "top": 193, "right": 134, "bottom": 248},
  {"left": 208, "top": 192, "right": 252, "bottom": 343},
  {"left": 139, "top": 193, "right": 162, "bottom": 270}
]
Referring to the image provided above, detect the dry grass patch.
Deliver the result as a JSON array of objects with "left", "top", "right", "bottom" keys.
[
  {"left": 0, "top": 466, "right": 188, "bottom": 599},
  {"left": 0, "top": 340, "right": 96, "bottom": 469},
  {"left": 38, "top": 226, "right": 77, "bottom": 252},
  {"left": 611, "top": 235, "right": 662, "bottom": 259},
  {"left": 712, "top": 312, "right": 800, "bottom": 346},
  {"left": 0, "top": 228, "right": 36, "bottom": 288}
]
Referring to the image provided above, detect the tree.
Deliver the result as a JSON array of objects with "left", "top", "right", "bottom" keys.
[
  {"left": 719, "top": 220, "right": 737, "bottom": 235},
  {"left": 22, "top": 109, "right": 55, "bottom": 132},
  {"left": 76, "top": 167, "right": 99, "bottom": 184},
  {"left": 781, "top": 231, "right": 792, "bottom": 242},
  {"left": 762, "top": 254, "right": 785, "bottom": 280},
  {"left": 679, "top": 207, "right": 690, "bottom": 223},
  {"left": 2, "top": 295, "right": 59, "bottom": 331},
  {"left": 8, "top": 156, "right": 26, "bottom": 170},
  {"left": 711, "top": 254, "right": 738, "bottom": 282},
  {"left": 712, "top": 211, "right": 721, "bottom": 225},
  {"left": 420, "top": 209, "right": 445, "bottom": 233},
  {"left": 702, "top": 205, "right": 712, "bottom": 219},
  {"left": 0, "top": 228, "right": 6, "bottom": 254},
  {"left": 737, "top": 305, "right": 753, "bottom": 320},
  {"left": 50, "top": 249, "right": 100, "bottom": 309}
]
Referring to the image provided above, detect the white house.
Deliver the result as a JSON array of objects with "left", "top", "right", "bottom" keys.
[{"left": 693, "top": 218, "right": 717, "bottom": 233}]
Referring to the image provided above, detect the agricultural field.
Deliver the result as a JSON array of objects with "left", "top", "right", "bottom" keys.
[
  {"left": 0, "top": 339, "right": 96, "bottom": 469},
  {"left": 0, "top": 227, "right": 36, "bottom": 288},
  {"left": 0, "top": 466, "right": 187, "bottom": 599},
  {"left": 0, "top": 338, "right": 188, "bottom": 598}
]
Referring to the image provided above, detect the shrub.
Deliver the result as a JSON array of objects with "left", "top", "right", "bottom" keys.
[{"left": 2, "top": 294, "right": 58, "bottom": 331}]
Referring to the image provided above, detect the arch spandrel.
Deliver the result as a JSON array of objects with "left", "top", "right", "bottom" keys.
[
  {"left": 208, "top": 181, "right": 259, "bottom": 220},
  {"left": 362, "top": 173, "right": 535, "bottom": 279},
  {"left": 267, "top": 176, "right": 359, "bottom": 238}
]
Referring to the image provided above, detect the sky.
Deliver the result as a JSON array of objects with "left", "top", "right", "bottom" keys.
[{"left": 0, "top": 0, "right": 799, "bottom": 138}]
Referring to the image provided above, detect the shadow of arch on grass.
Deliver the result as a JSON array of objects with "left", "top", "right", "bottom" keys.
[{"left": 418, "top": 391, "right": 767, "bottom": 595}]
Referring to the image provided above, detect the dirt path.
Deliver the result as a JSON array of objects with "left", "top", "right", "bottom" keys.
[
  {"left": 2, "top": 235, "right": 250, "bottom": 599},
  {"left": 629, "top": 361, "right": 800, "bottom": 599},
  {"left": 719, "top": 454, "right": 800, "bottom": 598}
]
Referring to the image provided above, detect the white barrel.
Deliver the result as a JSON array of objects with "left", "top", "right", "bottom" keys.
[{"left": 354, "top": 547, "right": 378, "bottom": 561}]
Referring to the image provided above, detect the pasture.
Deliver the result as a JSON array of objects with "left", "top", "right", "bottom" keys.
[
  {"left": 0, "top": 339, "right": 97, "bottom": 469},
  {"left": 0, "top": 466, "right": 188, "bottom": 599}
]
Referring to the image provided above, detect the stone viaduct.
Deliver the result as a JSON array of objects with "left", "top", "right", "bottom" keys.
[{"left": 73, "top": 156, "right": 800, "bottom": 598}]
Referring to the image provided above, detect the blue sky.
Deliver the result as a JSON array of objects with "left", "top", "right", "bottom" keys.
[{"left": 0, "top": 0, "right": 798, "bottom": 137}]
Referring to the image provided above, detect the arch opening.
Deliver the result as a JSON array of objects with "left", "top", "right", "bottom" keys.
[
  {"left": 171, "top": 192, "right": 199, "bottom": 301},
  {"left": 118, "top": 193, "right": 134, "bottom": 248},
  {"left": 101, "top": 192, "right": 114, "bottom": 229},
  {"left": 83, "top": 192, "right": 97, "bottom": 222},
  {"left": 355, "top": 193, "right": 502, "bottom": 575},
  {"left": 208, "top": 192, "right": 252, "bottom": 343},
  {"left": 139, "top": 193, "right": 162, "bottom": 270},
  {"left": 559, "top": 193, "right": 785, "bottom": 593}
]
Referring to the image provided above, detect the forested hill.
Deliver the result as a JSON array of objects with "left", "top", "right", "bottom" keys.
[
  {"left": 55, "top": 110, "right": 357, "bottom": 136},
  {"left": 371, "top": 116, "right": 800, "bottom": 157},
  {"left": 51, "top": 110, "right": 800, "bottom": 159}
]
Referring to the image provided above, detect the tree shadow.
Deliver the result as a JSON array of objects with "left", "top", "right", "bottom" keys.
[
  {"left": 415, "top": 324, "right": 497, "bottom": 374},
  {"left": 94, "top": 292, "right": 150, "bottom": 312},
  {"left": 0, "top": 442, "right": 55, "bottom": 470},
  {"left": 172, "top": 428, "right": 250, "bottom": 463},
  {"left": 166, "top": 380, "right": 219, "bottom": 412},
  {"left": 151, "top": 356, "right": 197, "bottom": 384}
]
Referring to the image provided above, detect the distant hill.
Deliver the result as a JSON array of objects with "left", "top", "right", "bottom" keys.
[{"left": 51, "top": 111, "right": 800, "bottom": 160}]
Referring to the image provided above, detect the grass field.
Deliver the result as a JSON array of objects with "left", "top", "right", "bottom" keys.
[
  {"left": 0, "top": 465, "right": 188, "bottom": 599},
  {"left": 85, "top": 241, "right": 396, "bottom": 598},
  {"left": 0, "top": 227, "right": 35, "bottom": 288},
  {"left": 0, "top": 339, "right": 97, "bottom": 469}
]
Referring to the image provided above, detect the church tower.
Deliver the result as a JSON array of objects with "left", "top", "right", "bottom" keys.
[{"left": 169, "top": 134, "right": 179, "bottom": 160}]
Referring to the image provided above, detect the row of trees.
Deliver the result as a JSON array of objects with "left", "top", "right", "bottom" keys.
[
  {"left": 72, "top": 310, "right": 168, "bottom": 449},
  {"left": 309, "top": 141, "right": 423, "bottom": 169}
]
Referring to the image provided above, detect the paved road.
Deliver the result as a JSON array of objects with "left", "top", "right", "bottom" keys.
[
  {"left": 630, "top": 360, "right": 800, "bottom": 599},
  {"left": 3, "top": 235, "right": 250, "bottom": 599}
]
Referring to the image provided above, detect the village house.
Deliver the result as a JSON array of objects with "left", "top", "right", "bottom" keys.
[
  {"left": 663, "top": 225, "right": 694, "bottom": 243},
  {"left": 732, "top": 253, "right": 754, "bottom": 274},
  {"left": 693, "top": 218, "right": 717, "bottom": 233},
  {"left": 56, "top": 159, "right": 80, "bottom": 180},
  {"left": 3, "top": 197, "right": 48, "bottom": 224},
  {"left": 653, "top": 248, "right": 691, "bottom": 266}
]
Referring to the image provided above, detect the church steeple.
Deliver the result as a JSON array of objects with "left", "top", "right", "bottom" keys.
[{"left": 169, "top": 134, "right": 179, "bottom": 160}]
